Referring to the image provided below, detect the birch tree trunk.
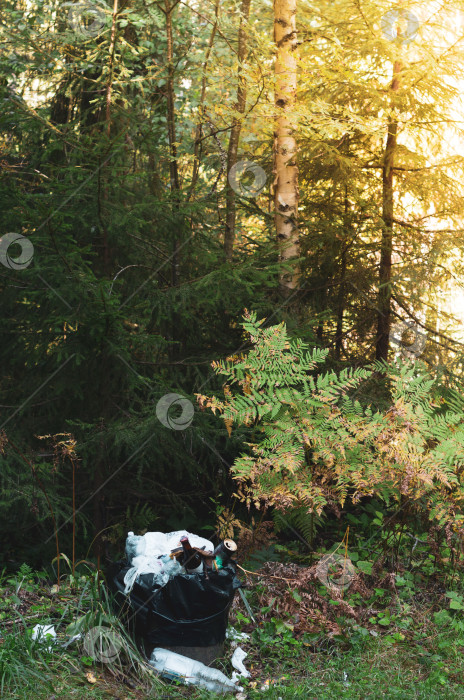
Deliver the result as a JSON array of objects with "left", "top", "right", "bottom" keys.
[
  {"left": 224, "top": 0, "right": 252, "bottom": 260},
  {"left": 376, "top": 60, "right": 401, "bottom": 361},
  {"left": 274, "top": 0, "right": 299, "bottom": 292}
]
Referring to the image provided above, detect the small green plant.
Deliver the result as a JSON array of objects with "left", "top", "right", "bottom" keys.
[
  {"left": 252, "top": 618, "right": 303, "bottom": 659},
  {"left": 7, "top": 563, "right": 37, "bottom": 594},
  {"left": 80, "top": 655, "right": 94, "bottom": 667},
  {"left": 445, "top": 590, "right": 464, "bottom": 610}
]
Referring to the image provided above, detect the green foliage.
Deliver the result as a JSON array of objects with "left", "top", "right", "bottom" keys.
[
  {"left": 201, "top": 313, "right": 464, "bottom": 531},
  {"left": 3, "top": 0, "right": 464, "bottom": 573},
  {"left": 199, "top": 311, "right": 373, "bottom": 513},
  {"left": 252, "top": 617, "right": 302, "bottom": 659},
  {"left": 273, "top": 507, "right": 324, "bottom": 548}
]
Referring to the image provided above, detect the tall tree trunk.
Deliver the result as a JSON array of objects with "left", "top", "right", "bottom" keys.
[
  {"left": 376, "top": 60, "right": 401, "bottom": 361},
  {"left": 99, "top": 0, "right": 119, "bottom": 275},
  {"left": 274, "top": 0, "right": 299, "bottom": 293},
  {"left": 163, "top": 0, "right": 182, "bottom": 360},
  {"left": 105, "top": 0, "right": 119, "bottom": 137},
  {"left": 335, "top": 185, "right": 350, "bottom": 360},
  {"left": 164, "top": 0, "right": 181, "bottom": 287},
  {"left": 188, "top": 0, "right": 220, "bottom": 201},
  {"left": 224, "top": 0, "right": 252, "bottom": 260}
]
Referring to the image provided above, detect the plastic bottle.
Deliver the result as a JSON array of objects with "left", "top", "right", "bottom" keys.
[
  {"left": 149, "top": 648, "right": 242, "bottom": 693},
  {"left": 159, "top": 554, "right": 183, "bottom": 578}
]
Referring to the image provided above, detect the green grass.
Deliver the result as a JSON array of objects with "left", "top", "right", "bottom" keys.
[
  {"left": 240, "top": 637, "right": 464, "bottom": 699},
  {"left": 3, "top": 559, "right": 464, "bottom": 700},
  {"left": 5, "top": 630, "right": 464, "bottom": 700}
]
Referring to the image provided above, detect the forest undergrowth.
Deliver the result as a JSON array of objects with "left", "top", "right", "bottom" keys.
[
  {"left": 4, "top": 316, "right": 464, "bottom": 698},
  {"left": 3, "top": 510, "right": 464, "bottom": 700}
]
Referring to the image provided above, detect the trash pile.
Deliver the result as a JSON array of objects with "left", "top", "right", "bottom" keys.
[
  {"left": 123, "top": 530, "right": 213, "bottom": 594},
  {"left": 109, "top": 529, "right": 244, "bottom": 693}
]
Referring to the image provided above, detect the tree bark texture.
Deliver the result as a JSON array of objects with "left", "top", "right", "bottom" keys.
[
  {"left": 274, "top": 0, "right": 299, "bottom": 292},
  {"left": 376, "top": 60, "right": 401, "bottom": 361}
]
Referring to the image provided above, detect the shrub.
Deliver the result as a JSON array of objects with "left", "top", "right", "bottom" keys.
[{"left": 198, "top": 312, "right": 464, "bottom": 530}]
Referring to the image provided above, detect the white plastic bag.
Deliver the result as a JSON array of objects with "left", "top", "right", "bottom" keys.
[
  {"left": 32, "top": 624, "right": 57, "bottom": 651},
  {"left": 123, "top": 530, "right": 214, "bottom": 593},
  {"left": 231, "top": 646, "right": 250, "bottom": 679},
  {"left": 125, "top": 530, "right": 213, "bottom": 564},
  {"left": 123, "top": 554, "right": 183, "bottom": 594}
]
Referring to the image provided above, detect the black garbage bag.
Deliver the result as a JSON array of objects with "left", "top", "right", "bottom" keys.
[{"left": 107, "top": 560, "right": 242, "bottom": 648}]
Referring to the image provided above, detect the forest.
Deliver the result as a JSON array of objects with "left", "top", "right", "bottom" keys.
[{"left": 2, "top": 0, "right": 464, "bottom": 697}]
